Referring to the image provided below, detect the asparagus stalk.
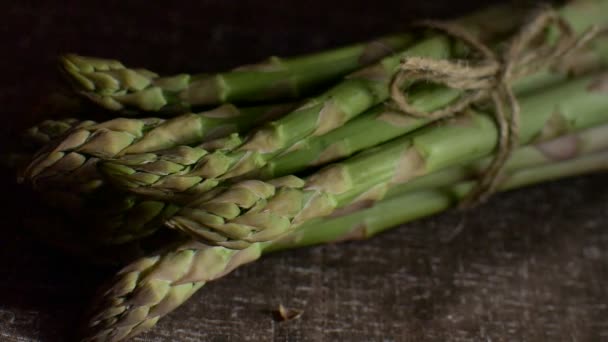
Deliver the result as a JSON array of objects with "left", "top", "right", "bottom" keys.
[
  {"left": 98, "top": 2, "right": 608, "bottom": 199},
  {"left": 82, "top": 241, "right": 261, "bottom": 341},
  {"left": 21, "top": 102, "right": 296, "bottom": 194},
  {"left": 166, "top": 73, "right": 608, "bottom": 248},
  {"left": 82, "top": 126, "right": 608, "bottom": 341},
  {"left": 62, "top": 34, "right": 415, "bottom": 114}
]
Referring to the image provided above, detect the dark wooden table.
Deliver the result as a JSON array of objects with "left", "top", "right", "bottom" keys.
[{"left": 2, "top": 1, "right": 608, "bottom": 341}]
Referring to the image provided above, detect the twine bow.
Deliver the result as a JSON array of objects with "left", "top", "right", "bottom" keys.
[{"left": 389, "top": 7, "right": 599, "bottom": 207}]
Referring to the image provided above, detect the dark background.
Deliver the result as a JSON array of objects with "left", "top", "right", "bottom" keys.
[{"left": 2, "top": 1, "right": 608, "bottom": 341}]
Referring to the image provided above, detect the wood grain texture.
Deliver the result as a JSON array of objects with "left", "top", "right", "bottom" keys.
[{"left": 1, "top": 0, "right": 608, "bottom": 341}]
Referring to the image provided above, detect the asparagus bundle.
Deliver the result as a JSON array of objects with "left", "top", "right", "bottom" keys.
[
  {"left": 28, "top": 25, "right": 608, "bottom": 245},
  {"left": 82, "top": 123, "right": 608, "bottom": 341},
  {"left": 11, "top": 1, "right": 608, "bottom": 341},
  {"left": 36, "top": 63, "right": 606, "bottom": 245}
]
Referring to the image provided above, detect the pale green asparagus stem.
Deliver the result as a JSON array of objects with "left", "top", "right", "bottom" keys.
[
  {"left": 99, "top": 2, "right": 608, "bottom": 199},
  {"left": 82, "top": 127, "right": 608, "bottom": 342},
  {"left": 62, "top": 34, "right": 415, "bottom": 114},
  {"left": 166, "top": 73, "right": 608, "bottom": 249}
]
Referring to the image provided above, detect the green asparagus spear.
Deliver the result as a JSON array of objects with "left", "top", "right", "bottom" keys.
[
  {"left": 81, "top": 124, "right": 608, "bottom": 342},
  {"left": 166, "top": 73, "right": 608, "bottom": 249},
  {"left": 21, "top": 102, "right": 296, "bottom": 194},
  {"left": 82, "top": 241, "right": 259, "bottom": 341},
  {"left": 62, "top": 34, "right": 415, "bottom": 114}
]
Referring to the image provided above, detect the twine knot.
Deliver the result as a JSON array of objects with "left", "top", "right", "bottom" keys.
[{"left": 390, "top": 6, "right": 599, "bottom": 207}]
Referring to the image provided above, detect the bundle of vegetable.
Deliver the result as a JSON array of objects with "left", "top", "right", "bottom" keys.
[
  {"left": 82, "top": 122, "right": 608, "bottom": 341},
  {"left": 11, "top": 0, "right": 608, "bottom": 341}
]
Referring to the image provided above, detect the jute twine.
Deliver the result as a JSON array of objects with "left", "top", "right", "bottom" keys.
[{"left": 389, "top": 6, "right": 599, "bottom": 207}]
